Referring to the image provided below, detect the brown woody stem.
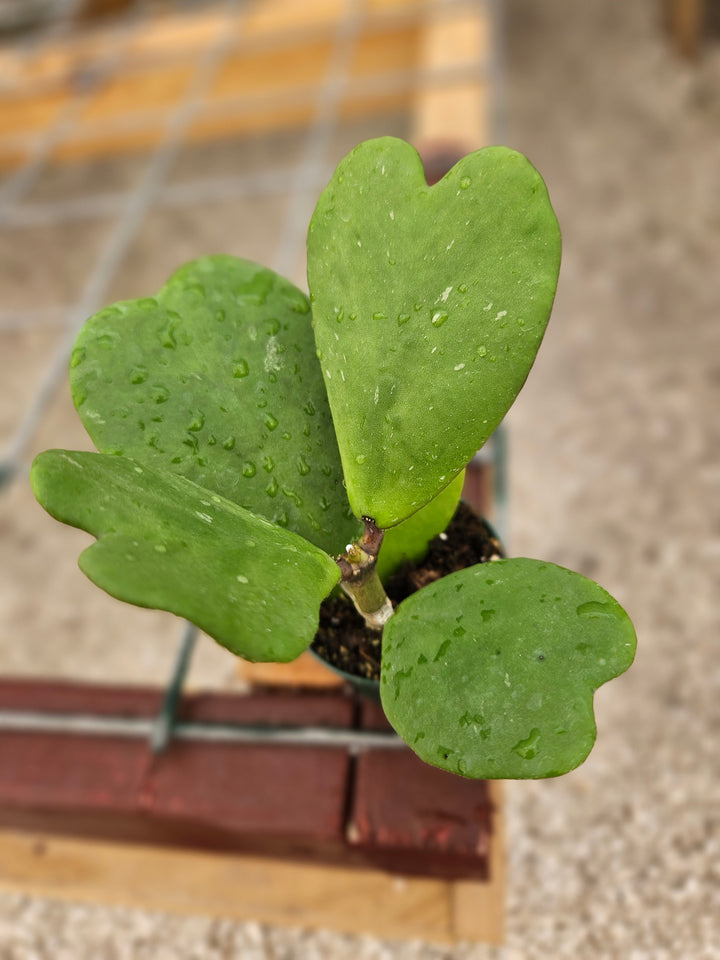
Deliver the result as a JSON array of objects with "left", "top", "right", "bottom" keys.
[{"left": 336, "top": 517, "right": 394, "bottom": 631}]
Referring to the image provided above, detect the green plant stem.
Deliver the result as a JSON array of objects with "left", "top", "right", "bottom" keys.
[{"left": 337, "top": 518, "right": 394, "bottom": 631}]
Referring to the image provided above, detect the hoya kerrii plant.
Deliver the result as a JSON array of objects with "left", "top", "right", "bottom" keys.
[{"left": 31, "top": 137, "right": 636, "bottom": 779}]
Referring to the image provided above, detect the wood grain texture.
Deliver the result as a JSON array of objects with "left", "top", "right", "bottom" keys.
[
  {"left": 236, "top": 650, "right": 343, "bottom": 688},
  {"left": 413, "top": 2, "right": 490, "bottom": 152},
  {"left": 0, "top": 830, "right": 460, "bottom": 943},
  {"left": 452, "top": 780, "right": 506, "bottom": 944},
  {"left": 664, "top": 0, "right": 705, "bottom": 57}
]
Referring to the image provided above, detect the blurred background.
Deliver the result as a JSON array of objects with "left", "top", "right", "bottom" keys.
[{"left": 0, "top": 0, "right": 718, "bottom": 956}]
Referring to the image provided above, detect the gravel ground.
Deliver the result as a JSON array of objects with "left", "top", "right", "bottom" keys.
[{"left": 0, "top": 0, "right": 719, "bottom": 956}]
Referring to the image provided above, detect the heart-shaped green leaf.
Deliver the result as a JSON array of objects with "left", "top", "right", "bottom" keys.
[
  {"left": 30, "top": 450, "right": 340, "bottom": 661},
  {"left": 70, "top": 255, "right": 361, "bottom": 554},
  {"left": 380, "top": 558, "right": 636, "bottom": 778},
  {"left": 308, "top": 138, "right": 561, "bottom": 527},
  {"left": 376, "top": 470, "right": 464, "bottom": 582}
]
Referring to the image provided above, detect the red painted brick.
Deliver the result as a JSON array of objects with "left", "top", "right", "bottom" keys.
[
  {"left": 347, "top": 702, "right": 493, "bottom": 879},
  {"left": 0, "top": 682, "right": 352, "bottom": 860},
  {"left": 0, "top": 679, "right": 161, "bottom": 716},
  {"left": 0, "top": 683, "right": 494, "bottom": 876}
]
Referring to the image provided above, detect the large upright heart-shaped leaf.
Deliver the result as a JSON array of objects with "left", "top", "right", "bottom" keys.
[
  {"left": 70, "top": 255, "right": 361, "bottom": 554},
  {"left": 31, "top": 450, "right": 340, "bottom": 661},
  {"left": 308, "top": 138, "right": 561, "bottom": 527},
  {"left": 380, "top": 558, "right": 636, "bottom": 778}
]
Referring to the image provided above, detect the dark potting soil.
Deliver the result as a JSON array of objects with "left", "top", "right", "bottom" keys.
[{"left": 311, "top": 502, "right": 503, "bottom": 682}]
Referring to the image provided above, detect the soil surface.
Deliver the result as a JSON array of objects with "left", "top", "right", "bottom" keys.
[{"left": 312, "top": 502, "right": 503, "bottom": 681}]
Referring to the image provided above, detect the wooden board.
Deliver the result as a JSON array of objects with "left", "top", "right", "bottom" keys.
[
  {"left": 664, "top": 0, "right": 706, "bottom": 57},
  {"left": 453, "top": 780, "right": 506, "bottom": 944},
  {"left": 413, "top": 1, "right": 490, "bottom": 153},
  {"left": 0, "top": 828, "right": 490, "bottom": 944},
  {"left": 237, "top": 650, "right": 343, "bottom": 688},
  {"left": 0, "top": 781, "right": 503, "bottom": 945},
  {"left": 0, "top": 0, "right": 492, "bottom": 171}
]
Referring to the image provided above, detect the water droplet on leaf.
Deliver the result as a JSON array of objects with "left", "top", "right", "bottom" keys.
[
  {"left": 97, "top": 332, "right": 119, "bottom": 350},
  {"left": 158, "top": 319, "right": 178, "bottom": 349},
  {"left": 433, "top": 639, "right": 452, "bottom": 662},
  {"left": 512, "top": 728, "right": 541, "bottom": 760},
  {"left": 577, "top": 600, "right": 620, "bottom": 620}
]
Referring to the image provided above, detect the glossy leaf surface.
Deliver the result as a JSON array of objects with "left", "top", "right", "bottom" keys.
[
  {"left": 31, "top": 450, "right": 340, "bottom": 662},
  {"left": 308, "top": 138, "right": 561, "bottom": 527},
  {"left": 70, "top": 255, "right": 361, "bottom": 554},
  {"left": 381, "top": 558, "right": 636, "bottom": 778}
]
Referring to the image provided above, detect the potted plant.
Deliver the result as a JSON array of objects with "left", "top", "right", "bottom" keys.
[{"left": 30, "top": 137, "right": 636, "bottom": 780}]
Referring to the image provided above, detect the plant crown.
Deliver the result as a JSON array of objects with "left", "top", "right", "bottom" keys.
[{"left": 31, "top": 138, "right": 636, "bottom": 779}]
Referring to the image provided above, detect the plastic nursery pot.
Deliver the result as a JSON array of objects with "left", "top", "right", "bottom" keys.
[
  {"left": 310, "top": 502, "right": 504, "bottom": 703},
  {"left": 310, "top": 647, "right": 382, "bottom": 703}
]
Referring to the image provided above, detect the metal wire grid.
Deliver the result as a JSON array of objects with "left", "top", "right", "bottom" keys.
[
  {"left": 0, "top": 0, "right": 504, "bottom": 746},
  {"left": 0, "top": 0, "right": 503, "bottom": 469}
]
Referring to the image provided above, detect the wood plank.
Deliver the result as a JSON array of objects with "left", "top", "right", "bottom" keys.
[
  {"left": 0, "top": 146, "right": 30, "bottom": 174},
  {"left": 451, "top": 780, "right": 506, "bottom": 944},
  {"left": 4, "top": 3, "right": 462, "bottom": 170},
  {"left": 78, "top": 64, "right": 196, "bottom": 124},
  {"left": 47, "top": 90, "right": 410, "bottom": 167},
  {"left": 124, "top": 10, "right": 229, "bottom": 61},
  {"left": 0, "top": 91, "right": 67, "bottom": 140},
  {"left": 413, "top": 3, "right": 490, "bottom": 151},
  {"left": 0, "top": 830, "right": 459, "bottom": 943},
  {"left": 350, "top": 23, "right": 420, "bottom": 79},
  {"left": 243, "top": 0, "right": 342, "bottom": 39},
  {"left": 208, "top": 37, "right": 332, "bottom": 101},
  {"left": 236, "top": 650, "right": 343, "bottom": 688},
  {"left": 665, "top": 0, "right": 705, "bottom": 57}
]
